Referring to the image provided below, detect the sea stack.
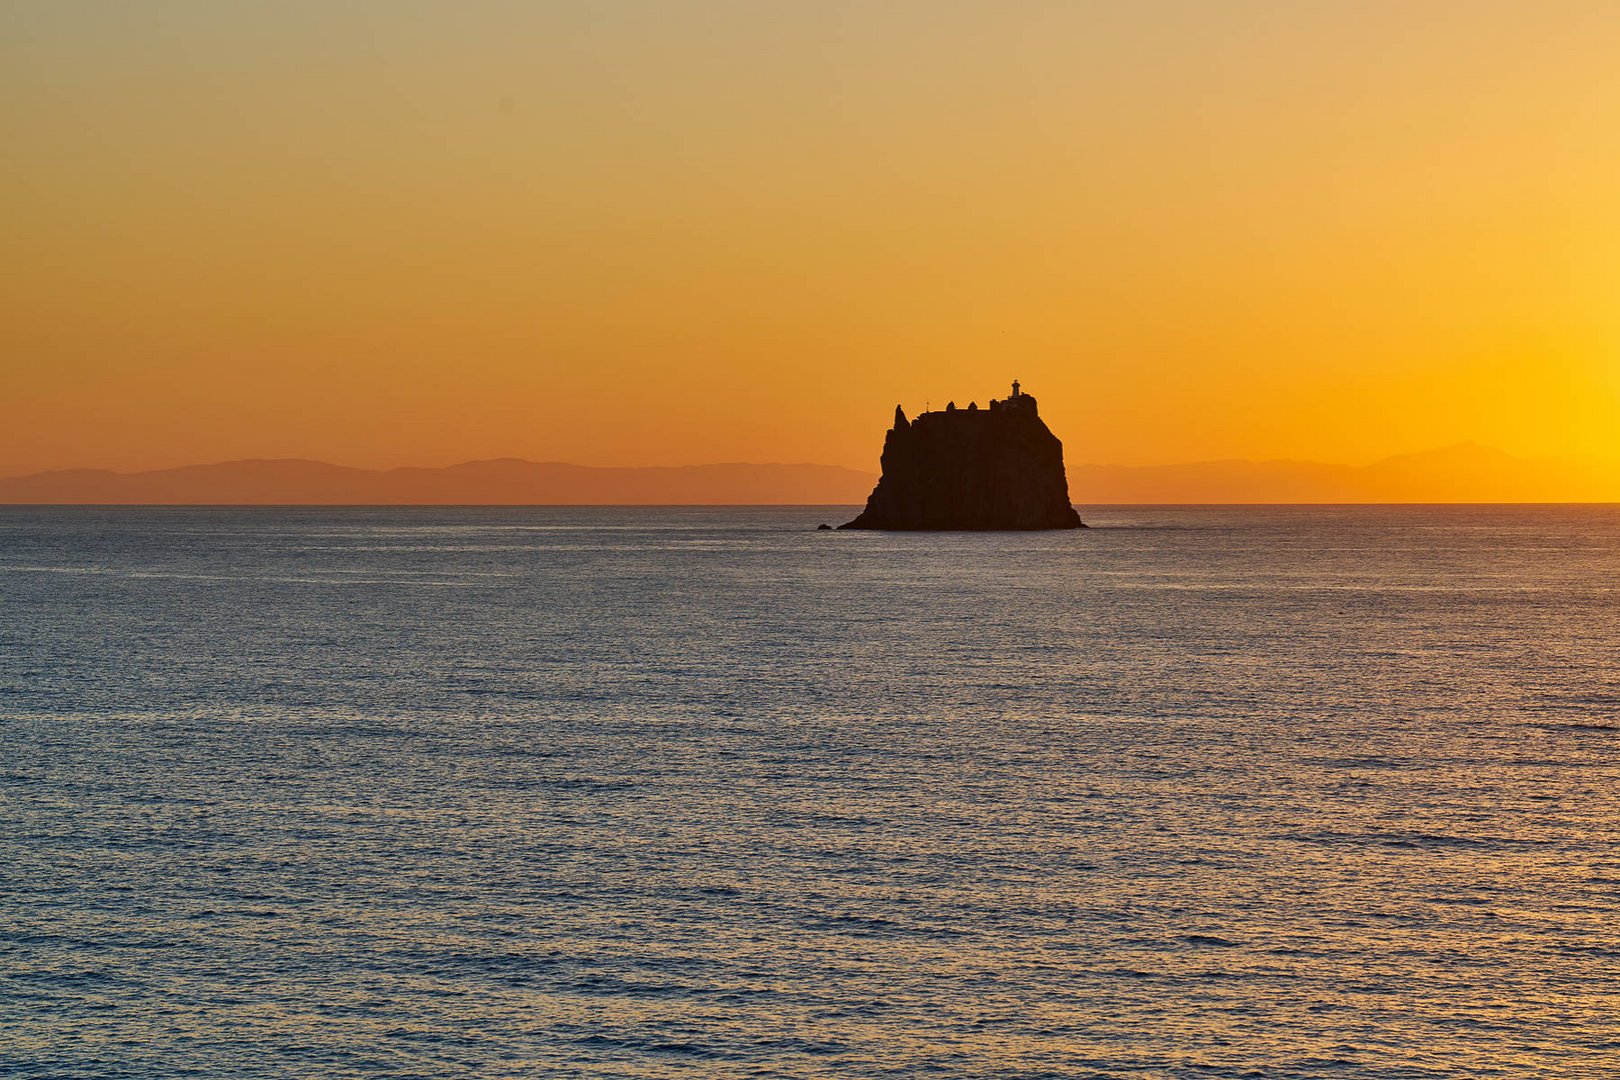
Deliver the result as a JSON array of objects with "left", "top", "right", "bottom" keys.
[{"left": 841, "top": 381, "right": 1085, "bottom": 530}]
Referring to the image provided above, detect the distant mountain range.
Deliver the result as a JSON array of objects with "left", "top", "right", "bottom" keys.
[
  {"left": 0, "top": 443, "right": 1615, "bottom": 504},
  {"left": 1070, "top": 443, "right": 1620, "bottom": 504},
  {"left": 0, "top": 459, "right": 876, "bottom": 505}
]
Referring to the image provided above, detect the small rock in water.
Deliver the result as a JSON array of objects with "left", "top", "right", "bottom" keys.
[{"left": 817, "top": 523, "right": 832, "bottom": 530}]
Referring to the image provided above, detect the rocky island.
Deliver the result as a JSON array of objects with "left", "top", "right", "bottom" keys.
[{"left": 841, "top": 381, "right": 1085, "bottom": 530}]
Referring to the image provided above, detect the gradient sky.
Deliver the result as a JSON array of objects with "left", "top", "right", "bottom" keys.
[{"left": 5, "top": 1, "right": 1620, "bottom": 475}]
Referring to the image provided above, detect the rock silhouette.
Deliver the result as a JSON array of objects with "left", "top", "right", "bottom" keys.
[{"left": 841, "top": 383, "right": 1084, "bottom": 530}]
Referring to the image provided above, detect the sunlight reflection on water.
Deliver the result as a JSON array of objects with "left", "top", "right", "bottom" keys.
[{"left": 3, "top": 505, "right": 1620, "bottom": 1078}]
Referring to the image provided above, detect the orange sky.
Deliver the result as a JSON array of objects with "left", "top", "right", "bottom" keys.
[{"left": 5, "top": 1, "right": 1620, "bottom": 477}]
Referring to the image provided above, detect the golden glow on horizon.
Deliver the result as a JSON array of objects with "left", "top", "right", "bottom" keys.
[{"left": 4, "top": 2, "right": 1620, "bottom": 480}]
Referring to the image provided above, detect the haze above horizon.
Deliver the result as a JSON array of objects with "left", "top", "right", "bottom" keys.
[{"left": 6, "top": 2, "right": 1620, "bottom": 485}]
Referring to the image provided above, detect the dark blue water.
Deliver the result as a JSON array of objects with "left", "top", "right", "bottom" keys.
[{"left": 4, "top": 505, "right": 1620, "bottom": 1078}]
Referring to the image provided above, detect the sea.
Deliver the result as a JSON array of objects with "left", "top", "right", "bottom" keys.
[{"left": 3, "top": 505, "right": 1618, "bottom": 1079}]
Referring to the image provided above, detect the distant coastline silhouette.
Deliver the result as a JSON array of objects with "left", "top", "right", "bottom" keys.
[
  {"left": 0, "top": 443, "right": 1614, "bottom": 505},
  {"left": 0, "top": 460, "right": 874, "bottom": 506}
]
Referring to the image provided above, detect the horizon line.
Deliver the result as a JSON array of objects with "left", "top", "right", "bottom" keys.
[{"left": 5, "top": 501, "right": 1620, "bottom": 509}]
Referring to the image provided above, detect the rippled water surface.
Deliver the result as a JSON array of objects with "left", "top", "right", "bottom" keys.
[{"left": 4, "top": 505, "right": 1620, "bottom": 1078}]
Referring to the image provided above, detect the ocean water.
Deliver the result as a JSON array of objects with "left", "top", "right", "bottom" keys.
[{"left": 3, "top": 505, "right": 1619, "bottom": 1079}]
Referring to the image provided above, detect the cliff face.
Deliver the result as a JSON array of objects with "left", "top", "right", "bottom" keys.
[{"left": 841, "top": 392, "right": 1084, "bottom": 530}]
